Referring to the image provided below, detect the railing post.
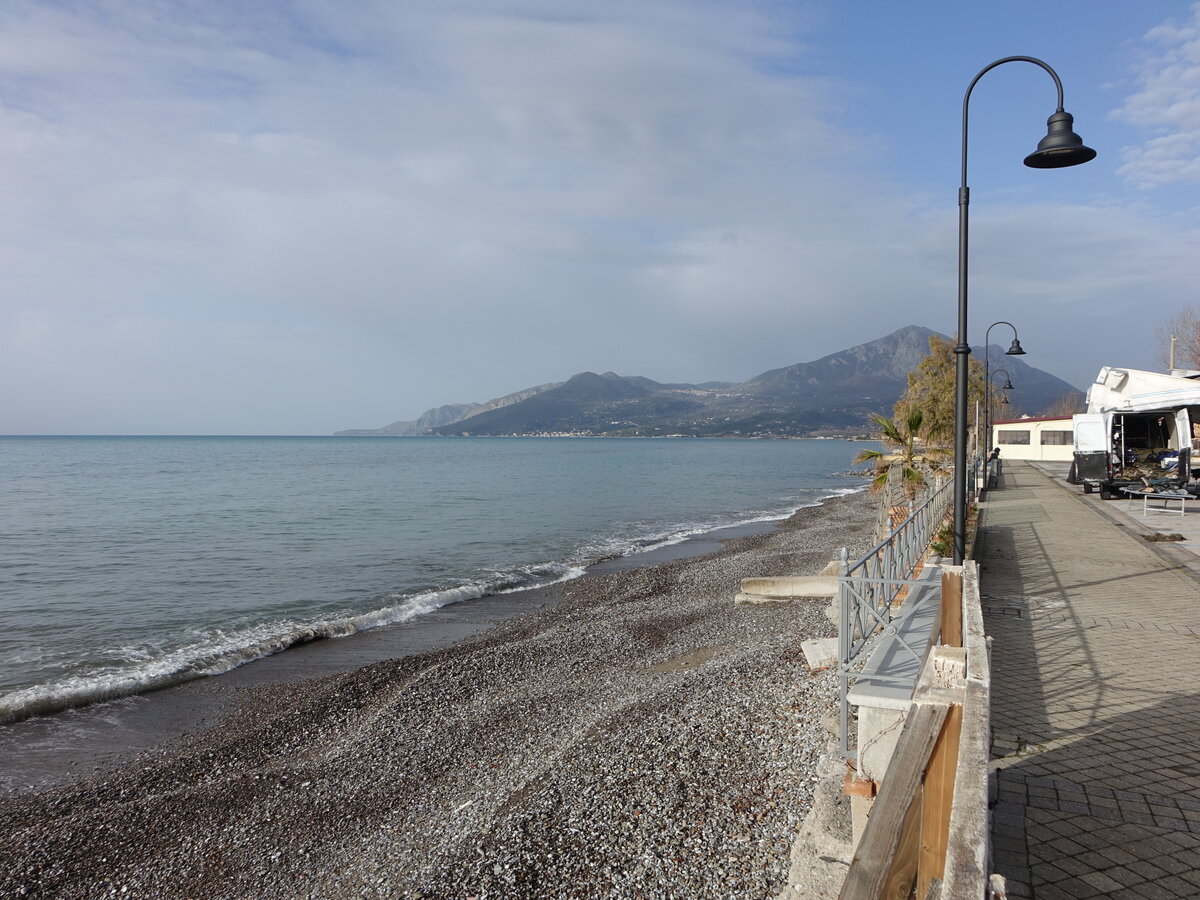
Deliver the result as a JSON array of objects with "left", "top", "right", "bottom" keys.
[
  {"left": 940, "top": 571, "right": 963, "bottom": 648},
  {"left": 838, "top": 546, "right": 854, "bottom": 758}
]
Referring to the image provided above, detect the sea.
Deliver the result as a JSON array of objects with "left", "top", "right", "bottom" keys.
[{"left": 0, "top": 435, "right": 868, "bottom": 736}]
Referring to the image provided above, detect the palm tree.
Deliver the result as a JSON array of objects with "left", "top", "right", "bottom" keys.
[{"left": 855, "top": 409, "right": 948, "bottom": 499}]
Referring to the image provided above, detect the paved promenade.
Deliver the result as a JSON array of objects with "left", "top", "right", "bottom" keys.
[{"left": 979, "top": 461, "right": 1200, "bottom": 899}]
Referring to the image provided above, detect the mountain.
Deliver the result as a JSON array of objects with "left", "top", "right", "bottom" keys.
[
  {"left": 745, "top": 325, "right": 935, "bottom": 406},
  {"left": 431, "top": 371, "right": 708, "bottom": 436},
  {"left": 339, "top": 326, "right": 1082, "bottom": 438},
  {"left": 335, "top": 382, "right": 559, "bottom": 436}
]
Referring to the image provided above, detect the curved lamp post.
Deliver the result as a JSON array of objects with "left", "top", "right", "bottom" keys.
[
  {"left": 983, "top": 320, "right": 1025, "bottom": 458},
  {"left": 952, "top": 57, "right": 1095, "bottom": 565},
  {"left": 985, "top": 366, "right": 1016, "bottom": 456}
]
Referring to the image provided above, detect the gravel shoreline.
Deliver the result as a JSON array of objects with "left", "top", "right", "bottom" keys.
[{"left": 1, "top": 490, "right": 875, "bottom": 900}]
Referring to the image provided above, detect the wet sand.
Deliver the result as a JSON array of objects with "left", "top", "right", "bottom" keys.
[{"left": 0, "top": 490, "right": 875, "bottom": 900}]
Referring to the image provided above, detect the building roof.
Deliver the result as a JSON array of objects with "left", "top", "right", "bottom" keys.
[{"left": 993, "top": 416, "right": 1074, "bottom": 426}]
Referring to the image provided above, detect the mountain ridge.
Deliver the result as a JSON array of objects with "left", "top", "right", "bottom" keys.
[{"left": 336, "top": 325, "right": 1082, "bottom": 438}]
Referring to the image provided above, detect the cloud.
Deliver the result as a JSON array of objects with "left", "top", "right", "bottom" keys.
[
  {"left": 1113, "top": 2, "right": 1200, "bottom": 187},
  {"left": 0, "top": 1, "right": 871, "bottom": 430}
]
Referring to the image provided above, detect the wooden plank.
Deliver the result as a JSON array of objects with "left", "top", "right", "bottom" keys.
[
  {"left": 839, "top": 702, "right": 949, "bottom": 900},
  {"left": 917, "top": 703, "right": 963, "bottom": 898},
  {"left": 940, "top": 571, "right": 963, "bottom": 648},
  {"left": 883, "top": 782, "right": 924, "bottom": 898}
]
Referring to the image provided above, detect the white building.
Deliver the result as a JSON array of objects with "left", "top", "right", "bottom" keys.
[{"left": 990, "top": 415, "right": 1075, "bottom": 462}]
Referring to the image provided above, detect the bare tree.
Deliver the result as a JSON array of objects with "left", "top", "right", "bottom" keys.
[
  {"left": 1042, "top": 391, "right": 1087, "bottom": 418},
  {"left": 1157, "top": 306, "right": 1200, "bottom": 371}
]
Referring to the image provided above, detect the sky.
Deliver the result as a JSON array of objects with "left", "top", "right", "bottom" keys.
[{"left": 3, "top": 1, "right": 1200, "bottom": 435}]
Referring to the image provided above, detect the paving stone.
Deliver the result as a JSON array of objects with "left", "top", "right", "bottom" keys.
[
  {"left": 1079, "top": 870, "right": 1127, "bottom": 893},
  {"left": 1055, "top": 877, "right": 1104, "bottom": 898},
  {"left": 1128, "top": 882, "right": 1186, "bottom": 900},
  {"left": 1153, "top": 874, "right": 1198, "bottom": 896},
  {"left": 1053, "top": 855, "right": 1096, "bottom": 878},
  {"left": 1107, "top": 847, "right": 1144, "bottom": 868},
  {"left": 1074, "top": 850, "right": 1120, "bottom": 872},
  {"left": 1046, "top": 836, "right": 1090, "bottom": 858},
  {"left": 1177, "top": 867, "right": 1200, "bottom": 887},
  {"left": 1149, "top": 853, "right": 1192, "bottom": 876},
  {"left": 1105, "top": 865, "right": 1148, "bottom": 888},
  {"left": 1151, "top": 815, "right": 1188, "bottom": 831},
  {"left": 1125, "top": 858, "right": 1168, "bottom": 881}
]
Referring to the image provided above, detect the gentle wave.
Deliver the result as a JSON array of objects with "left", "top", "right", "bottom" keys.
[
  {"left": 0, "top": 487, "right": 865, "bottom": 724},
  {"left": 0, "top": 582, "right": 492, "bottom": 724}
]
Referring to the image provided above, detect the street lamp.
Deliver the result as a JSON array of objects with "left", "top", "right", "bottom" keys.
[
  {"left": 985, "top": 367, "right": 1016, "bottom": 460},
  {"left": 982, "top": 320, "right": 1026, "bottom": 459},
  {"left": 952, "top": 56, "right": 1095, "bottom": 565}
]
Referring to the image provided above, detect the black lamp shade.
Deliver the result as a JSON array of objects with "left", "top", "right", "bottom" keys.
[
  {"left": 1006, "top": 338, "right": 1026, "bottom": 355},
  {"left": 1024, "top": 110, "right": 1096, "bottom": 169},
  {"left": 1001, "top": 377, "right": 1014, "bottom": 390}
]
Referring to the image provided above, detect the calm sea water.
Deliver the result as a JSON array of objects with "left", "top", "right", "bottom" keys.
[{"left": 0, "top": 436, "right": 867, "bottom": 723}]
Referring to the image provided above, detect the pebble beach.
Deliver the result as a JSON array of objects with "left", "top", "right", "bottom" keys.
[{"left": 1, "top": 489, "right": 875, "bottom": 900}]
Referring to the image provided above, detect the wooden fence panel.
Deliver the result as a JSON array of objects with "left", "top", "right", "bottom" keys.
[
  {"left": 917, "top": 704, "right": 963, "bottom": 898},
  {"left": 839, "top": 703, "right": 949, "bottom": 900}
]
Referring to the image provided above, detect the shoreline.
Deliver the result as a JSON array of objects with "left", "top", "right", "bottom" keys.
[
  {"left": 0, "top": 488, "right": 864, "bottom": 730},
  {"left": 0, "top": 489, "right": 864, "bottom": 794},
  {"left": 1, "top": 488, "right": 876, "bottom": 899}
]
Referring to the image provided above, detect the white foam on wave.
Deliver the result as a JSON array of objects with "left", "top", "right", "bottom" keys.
[
  {"left": 0, "top": 579, "right": 499, "bottom": 724},
  {"left": 495, "top": 564, "right": 587, "bottom": 594},
  {"left": 562, "top": 483, "right": 868, "bottom": 563}
]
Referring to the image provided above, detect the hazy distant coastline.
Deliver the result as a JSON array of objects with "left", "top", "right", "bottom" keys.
[{"left": 338, "top": 325, "right": 1079, "bottom": 440}]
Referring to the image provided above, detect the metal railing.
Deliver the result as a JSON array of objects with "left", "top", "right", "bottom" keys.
[{"left": 837, "top": 475, "right": 953, "bottom": 757}]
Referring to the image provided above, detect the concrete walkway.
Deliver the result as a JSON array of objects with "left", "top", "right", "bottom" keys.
[{"left": 979, "top": 461, "right": 1200, "bottom": 899}]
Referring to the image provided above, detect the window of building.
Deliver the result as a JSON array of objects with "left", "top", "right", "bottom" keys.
[
  {"left": 1041, "top": 430, "right": 1073, "bottom": 445},
  {"left": 997, "top": 430, "right": 1031, "bottom": 445}
]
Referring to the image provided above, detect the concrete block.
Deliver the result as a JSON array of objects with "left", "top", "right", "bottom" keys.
[
  {"left": 851, "top": 793, "right": 874, "bottom": 851},
  {"left": 801, "top": 637, "right": 839, "bottom": 671},
  {"left": 856, "top": 705, "right": 907, "bottom": 783},
  {"left": 739, "top": 575, "right": 838, "bottom": 599},
  {"left": 733, "top": 592, "right": 791, "bottom": 605},
  {"left": 825, "top": 600, "right": 839, "bottom": 626}
]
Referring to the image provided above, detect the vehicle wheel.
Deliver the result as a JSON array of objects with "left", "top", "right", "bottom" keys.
[
  {"left": 1100, "top": 486, "right": 1116, "bottom": 500},
  {"left": 1083, "top": 482, "right": 1094, "bottom": 494}
]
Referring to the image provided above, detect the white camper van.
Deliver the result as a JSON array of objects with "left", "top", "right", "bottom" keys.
[{"left": 1072, "top": 367, "right": 1200, "bottom": 498}]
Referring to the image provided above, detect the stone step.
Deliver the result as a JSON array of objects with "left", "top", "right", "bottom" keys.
[{"left": 736, "top": 575, "right": 839, "bottom": 602}]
